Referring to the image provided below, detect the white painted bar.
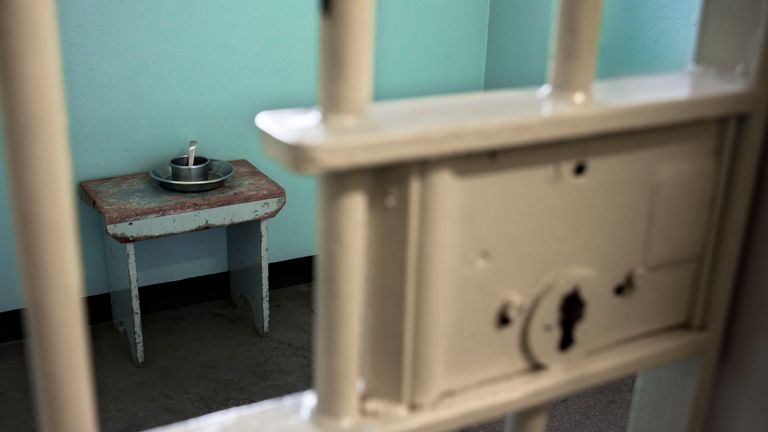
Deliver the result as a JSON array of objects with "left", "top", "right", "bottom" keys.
[
  {"left": 313, "top": 0, "right": 376, "bottom": 421},
  {"left": 632, "top": 2, "right": 768, "bottom": 430},
  {"left": 506, "top": 407, "right": 548, "bottom": 432},
  {"left": 257, "top": 70, "right": 757, "bottom": 174},
  {"left": 314, "top": 172, "right": 370, "bottom": 420},
  {"left": 696, "top": 0, "right": 767, "bottom": 82},
  {"left": 0, "top": 1, "right": 99, "bottom": 431},
  {"left": 319, "top": 0, "right": 376, "bottom": 123},
  {"left": 410, "top": 163, "right": 456, "bottom": 406},
  {"left": 628, "top": 357, "right": 701, "bottom": 432},
  {"left": 547, "top": 0, "right": 603, "bottom": 103}
]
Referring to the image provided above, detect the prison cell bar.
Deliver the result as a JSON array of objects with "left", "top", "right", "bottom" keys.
[
  {"left": 0, "top": 1, "right": 99, "bottom": 432},
  {"left": 516, "top": 0, "right": 604, "bottom": 429},
  {"left": 314, "top": 0, "right": 376, "bottom": 422},
  {"left": 547, "top": 0, "right": 603, "bottom": 103},
  {"left": 686, "top": 2, "right": 768, "bottom": 429},
  {"left": 313, "top": 0, "right": 607, "bottom": 427},
  {"left": 319, "top": 0, "right": 376, "bottom": 125},
  {"left": 503, "top": 406, "right": 549, "bottom": 432}
]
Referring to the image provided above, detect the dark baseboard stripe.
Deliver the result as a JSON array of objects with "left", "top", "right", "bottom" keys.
[
  {"left": 268, "top": 255, "right": 314, "bottom": 290},
  {"left": 0, "top": 255, "right": 314, "bottom": 344},
  {"left": 0, "top": 309, "right": 22, "bottom": 345}
]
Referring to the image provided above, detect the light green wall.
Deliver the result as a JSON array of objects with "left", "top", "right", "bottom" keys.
[
  {"left": 484, "top": 0, "right": 702, "bottom": 89},
  {"left": 0, "top": 133, "right": 20, "bottom": 312},
  {"left": 0, "top": 0, "right": 703, "bottom": 312},
  {"left": 485, "top": 0, "right": 555, "bottom": 88},
  {"left": 0, "top": 0, "right": 491, "bottom": 312}
]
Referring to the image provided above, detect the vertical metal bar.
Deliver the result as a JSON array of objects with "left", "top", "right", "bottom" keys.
[
  {"left": 628, "top": 357, "right": 701, "bottom": 432},
  {"left": 319, "top": 0, "right": 376, "bottom": 123},
  {"left": 547, "top": 0, "right": 603, "bottom": 103},
  {"left": 410, "top": 163, "right": 455, "bottom": 406},
  {"left": 315, "top": 172, "right": 369, "bottom": 420},
  {"left": 690, "top": 118, "right": 740, "bottom": 328},
  {"left": 314, "top": 0, "right": 376, "bottom": 422},
  {"left": 0, "top": 1, "right": 99, "bottom": 432},
  {"left": 689, "top": 110, "right": 768, "bottom": 432},
  {"left": 687, "top": 1, "right": 768, "bottom": 430},
  {"left": 695, "top": 0, "right": 767, "bottom": 82},
  {"left": 504, "top": 407, "right": 549, "bottom": 432}
]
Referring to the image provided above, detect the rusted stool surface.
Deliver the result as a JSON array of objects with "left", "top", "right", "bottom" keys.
[{"left": 81, "top": 159, "right": 285, "bottom": 243}]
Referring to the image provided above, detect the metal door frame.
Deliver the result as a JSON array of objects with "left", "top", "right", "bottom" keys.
[{"left": 1, "top": 0, "right": 767, "bottom": 431}]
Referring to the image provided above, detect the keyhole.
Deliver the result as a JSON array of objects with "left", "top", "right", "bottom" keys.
[
  {"left": 558, "top": 288, "right": 586, "bottom": 352},
  {"left": 614, "top": 272, "right": 636, "bottom": 297}
]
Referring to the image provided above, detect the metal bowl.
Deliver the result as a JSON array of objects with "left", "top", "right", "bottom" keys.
[
  {"left": 150, "top": 160, "right": 234, "bottom": 192},
  {"left": 170, "top": 156, "right": 211, "bottom": 181}
]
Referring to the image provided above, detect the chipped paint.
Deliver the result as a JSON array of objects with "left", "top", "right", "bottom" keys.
[
  {"left": 261, "top": 221, "right": 270, "bottom": 333},
  {"left": 227, "top": 221, "right": 270, "bottom": 335},
  {"left": 126, "top": 242, "right": 145, "bottom": 365},
  {"left": 104, "top": 236, "right": 144, "bottom": 365},
  {"left": 106, "top": 197, "right": 283, "bottom": 243}
]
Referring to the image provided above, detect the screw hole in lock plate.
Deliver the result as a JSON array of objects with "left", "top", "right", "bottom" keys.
[
  {"left": 573, "top": 160, "right": 588, "bottom": 177},
  {"left": 497, "top": 303, "right": 513, "bottom": 329},
  {"left": 613, "top": 272, "right": 636, "bottom": 297}
]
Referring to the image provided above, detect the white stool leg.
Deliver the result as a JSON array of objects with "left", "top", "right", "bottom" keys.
[
  {"left": 227, "top": 220, "right": 269, "bottom": 335},
  {"left": 104, "top": 233, "right": 144, "bottom": 365}
]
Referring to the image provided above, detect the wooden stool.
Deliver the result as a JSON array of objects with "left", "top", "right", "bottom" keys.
[{"left": 81, "top": 160, "right": 286, "bottom": 365}]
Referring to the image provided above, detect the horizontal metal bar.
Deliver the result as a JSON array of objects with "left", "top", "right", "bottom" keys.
[
  {"left": 257, "top": 71, "right": 760, "bottom": 174},
  {"left": 149, "top": 329, "right": 708, "bottom": 432}
]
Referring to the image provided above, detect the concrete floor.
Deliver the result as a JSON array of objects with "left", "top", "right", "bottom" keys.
[{"left": 0, "top": 284, "right": 633, "bottom": 431}]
